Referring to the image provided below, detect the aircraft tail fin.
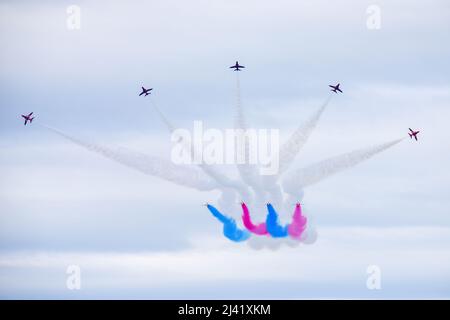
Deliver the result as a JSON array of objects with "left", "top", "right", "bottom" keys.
[
  {"left": 30, "top": 117, "right": 34, "bottom": 123},
  {"left": 408, "top": 133, "right": 412, "bottom": 138}
]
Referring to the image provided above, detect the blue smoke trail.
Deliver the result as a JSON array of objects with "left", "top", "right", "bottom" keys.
[
  {"left": 206, "top": 204, "right": 251, "bottom": 242},
  {"left": 265, "top": 203, "right": 289, "bottom": 238}
]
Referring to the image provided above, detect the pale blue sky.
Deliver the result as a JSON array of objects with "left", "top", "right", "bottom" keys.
[{"left": 1, "top": 0, "right": 449, "bottom": 299}]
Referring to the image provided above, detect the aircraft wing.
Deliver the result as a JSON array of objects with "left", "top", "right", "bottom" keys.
[{"left": 414, "top": 135, "right": 418, "bottom": 141}]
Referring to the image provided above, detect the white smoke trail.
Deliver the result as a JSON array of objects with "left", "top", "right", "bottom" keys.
[
  {"left": 233, "top": 72, "right": 265, "bottom": 203},
  {"left": 262, "top": 94, "right": 332, "bottom": 213},
  {"left": 264, "top": 183, "right": 284, "bottom": 211},
  {"left": 149, "top": 97, "right": 175, "bottom": 133},
  {"left": 282, "top": 138, "right": 405, "bottom": 194},
  {"left": 234, "top": 73, "right": 246, "bottom": 131},
  {"left": 148, "top": 97, "right": 251, "bottom": 200},
  {"left": 40, "top": 124, "right": 218, "bottom": 191},
  {"left": 277, "top": 94, "right": 333, "bottom": 177},
  {"left": 217, "top": 188, "right": 238, "bottom": 214},
  {"left": 198, "top": 164, "right": 251, "bottom": 201}
]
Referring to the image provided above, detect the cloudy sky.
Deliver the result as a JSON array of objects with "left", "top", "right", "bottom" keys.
[{"left": 1, "top": 0, "right": 449, "bottom": 299}]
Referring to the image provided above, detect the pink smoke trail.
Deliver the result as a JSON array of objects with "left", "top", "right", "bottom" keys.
[
  {"left": 241, "top": 203, "right": 268, "bottom": 235},
  {"left": 288, "top": 203, "right": 307, "bottom": 240}
]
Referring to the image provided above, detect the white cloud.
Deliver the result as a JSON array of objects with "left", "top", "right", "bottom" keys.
[{"left": 1, "top": 226, "right": 449, "bottom": 298}]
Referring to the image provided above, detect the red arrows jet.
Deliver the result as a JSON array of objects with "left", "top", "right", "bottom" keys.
[
  {"left": 329, "top": 83, "right": 342, "bottom": 93},
  {"left": 139, "top": 86, "right": 153, "bottom": 96},
  {"left": 408, "top": 128, "right": 420, "bottom": 141},
  {"left": 229, "top": 61, "right": 245, "bottom": 71},
  {"left": 21, "top": 112, "right": 34, "bottom": 125}
]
